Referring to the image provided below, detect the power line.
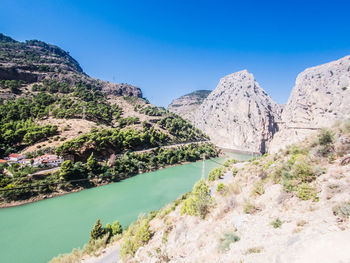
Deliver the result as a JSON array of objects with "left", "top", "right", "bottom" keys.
[{"left": 206, "top": 158, "right": 226, "bottom": 166}]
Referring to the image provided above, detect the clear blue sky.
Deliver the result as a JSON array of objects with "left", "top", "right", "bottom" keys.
[{"left": 1, "top": 0, "right": 349, "bottom": 106}]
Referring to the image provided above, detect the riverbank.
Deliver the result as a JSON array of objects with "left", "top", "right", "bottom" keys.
[
  {"left": 0, "top": 162, "right": 195, "bottom": 208},
  {"left": 0, "top": 143, "right": 220, "bottom": 208},
  {"left": 1, "top": 155, "right": 234, "bottom": 209}
]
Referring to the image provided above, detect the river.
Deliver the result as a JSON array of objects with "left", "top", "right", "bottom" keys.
[{"left": 0, "top": 152, "right": 251, "bottom": 263}]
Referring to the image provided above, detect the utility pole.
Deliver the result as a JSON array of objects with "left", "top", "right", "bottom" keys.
[{"left": 201, "top": 154, "right": 205, "bottom": 179}]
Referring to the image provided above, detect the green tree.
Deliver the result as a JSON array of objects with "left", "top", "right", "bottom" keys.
[
  {"left": 105, "top": 223, "right": 113, "bottom": 238},
  {"left": 181, "top": 179, "right": 211, "bottom": 218},
  {"left": 59, "top": 160, "right": 74, "bottom": 180},
  {"left": 111, "top": 220, "right": 123, "bottom": 235},
  {"left": 87, "top": 152, "right": 99, "bottom": 174},
  {"left": 90, "top": 219, "right": 105, "bottom": 241}
]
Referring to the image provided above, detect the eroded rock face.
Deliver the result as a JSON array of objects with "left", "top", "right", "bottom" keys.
[
  {"left": 193, "top": 70, "right": 280, "bottom": 153},
  {"left": 167, "top": 90, "right": 211, "bottom": 121},
  {"left": 269, "top": 55, "right": 350, "bottom": 152}
]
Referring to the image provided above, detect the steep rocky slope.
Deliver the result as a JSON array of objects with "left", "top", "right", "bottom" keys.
[
  {"left": 167, "top": 90, "right": 211, "bottom": 121},
  {"left": 193, "top": 70, "right": 280, "bottom": 153},
  {"left": 269, "top": 55, "right": 350, "bottom": 152}
]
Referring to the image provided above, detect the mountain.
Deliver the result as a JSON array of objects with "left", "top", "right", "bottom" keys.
[
  {"left": 0, "top": 33, "right": 142, "bottom": 99},
  {"left": 269, "top": 55, "right": 350, "bottom": 152},
  {"left": 193, "top": 70, "right": 281, "bottom": 153},
  {"left": 167, "top": 90, "right": 211, "bottom": 121}
]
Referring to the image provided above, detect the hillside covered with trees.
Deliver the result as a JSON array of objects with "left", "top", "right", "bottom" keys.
[{"left": 0, "top": 33, "right": 216, "bottom": 205}]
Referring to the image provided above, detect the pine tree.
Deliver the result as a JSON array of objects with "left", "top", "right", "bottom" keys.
[
  {"left": 59, "top": 160, "right": 74, "bottom": 180},
  {"left": 90, "top": 219, "right": 104, "bottom": 241},
  {"left": 87, "top": 152, "right": 99, "bottom": 174}
]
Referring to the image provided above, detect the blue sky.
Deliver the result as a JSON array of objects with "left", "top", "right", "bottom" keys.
[{"left": 1, "top": 0, "right": 349, "bottom": 106}]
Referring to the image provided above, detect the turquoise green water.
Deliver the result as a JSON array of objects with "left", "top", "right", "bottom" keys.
[{"left": 0, "top": 152, "right": 251, "bottom": 263}]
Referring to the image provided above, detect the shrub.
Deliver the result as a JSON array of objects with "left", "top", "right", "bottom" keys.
[
  {"left": 252, "top": 181, "right": 265, "bottom": 196},
  {"left": 180, "top": 179, "right": 211, "bottom": 218},
  {"left": 291, "top": 155, "right": 316, "bottom": 183},
  {"left": 232, "top": 168, "right": 238, "bottom": 176},
  {"left": 243, "top": 200, "right": 258, "bottom": 214},
  {"left": 317, "top": 129, "right": 334, "bottom": 146},
  {"left": 217, "top": 232, "right": 240, "bottom": 252},
  {"left": 247, "top": 247, "right": 262, "bottom": 254},
  {"left": 271, "top": 218, "right": 282, "bottom": 228},
  {"left": 223, "top": 159, "right": 237, "bottom": 167},
  {"left": 111, "top": 220, "right": 123, "bottom": 235},
  {"left": 208, "top": 167, "right": 223, "bottom": 181},
  {"left": 263, "top": 160, "right": 274, "bottom": 170},
  {"left": 277, "top": 155, "right": 318, "bottom": 193},
  {"left": 333, "top": 202, "right": 350, "bottom": 218},
  {"left": 216, "top": 182, "right": 226, "bottom": 194},
  {"left": 120, "top": 216, "right": 151, "bottom": 259},
  {"left": 296, "top": 183, "right": 318, "bottom": 201}
]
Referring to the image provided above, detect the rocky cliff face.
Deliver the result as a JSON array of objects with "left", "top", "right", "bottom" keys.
[
  {"left": 269, "top": 55, "right": 350, "bottom": 152},
  {"left": 167, "top": 90, "right": 211, "bottom": 121},
  {"left": 193, "top": 70, "right": 280, "bottom": 153},
  {"left": 0, "top": 33, "right": 142, "bottom": 98}
]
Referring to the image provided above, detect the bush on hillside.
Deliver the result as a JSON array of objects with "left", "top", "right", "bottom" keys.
[
  {"left": 296, "top": 183, "right": 319, "bottom": 201},
  {"left": 333, "top": 202, "right": 350, "bottom": 218},
  {"left": 217, "top": 232, "right": 240, "bottom": 252},
  {"left": 120, "top": 216, "right": 151, "bottom": 259},
  {"left": 216, "top": 182, "right": 226, "bottom": 193},
  {"left": 208, "top": 167, "right": 223, "bottom": 181},
  {"left": 180, "top": 179, "right": 211, "bottom": 218},
  {"left": 318, "top": 128, "right": 334, "bottom": 146},
  {"left": 270, "top": 218, "right": 282, "bottom": 228}
]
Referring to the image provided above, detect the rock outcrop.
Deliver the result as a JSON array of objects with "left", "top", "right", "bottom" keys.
[
  {"left": 167, "top": 90, "right": 211, "bottom": 121},
  {"left": 193, "top": 70, "right": 280, "bottom": 153},
  {"left": 269, "top": 55, "right": 350, "bottom": 152}
]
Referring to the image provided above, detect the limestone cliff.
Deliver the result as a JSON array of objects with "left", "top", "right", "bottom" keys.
[
  {"left": 167, "top": 90, "right": 211, "bottom": 121},
  {"left": 193, "top": 70, "right": 280, "bottom": 153},
  {"left": 269, "top": 55, "right": 350, "bottom": 152}
]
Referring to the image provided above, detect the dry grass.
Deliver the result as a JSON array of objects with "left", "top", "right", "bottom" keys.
[{"left": 49, "top": 234, "right": 110, "bottom": 263}]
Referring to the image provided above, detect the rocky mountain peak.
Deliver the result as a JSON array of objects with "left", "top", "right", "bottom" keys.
[
  {"left": 193, "top": 70, "right": 280, "bottom": 153},
  {"left": 269, "top": 55, "right": 350, "bottom": 152}
]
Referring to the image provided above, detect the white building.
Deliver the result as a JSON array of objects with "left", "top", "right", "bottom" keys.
[
  {"left": 34, "top": 155, "right": 64, "bottom": 167},
  {"left": 8, "top": 154, "right": 25, "bottom": 162}
]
